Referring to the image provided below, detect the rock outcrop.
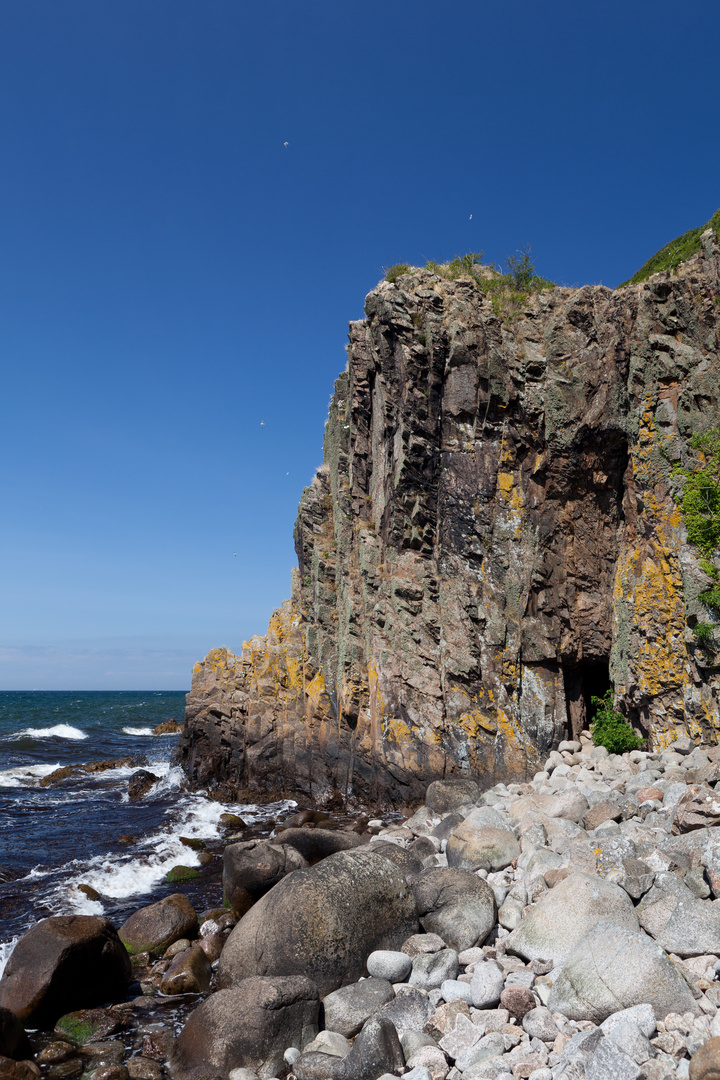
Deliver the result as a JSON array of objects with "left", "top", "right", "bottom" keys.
[{"left": 176, "top": 231, "right": 720, "bottom": 806}]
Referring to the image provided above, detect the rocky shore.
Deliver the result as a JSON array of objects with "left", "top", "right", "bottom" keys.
[{"left": 6, "top": 734, "right": 720, "bottom": 1080}]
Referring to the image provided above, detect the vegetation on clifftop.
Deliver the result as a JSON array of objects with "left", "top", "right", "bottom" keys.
[
  {"left": 385, "top": 248, "right": 555, "bottom": 323},
  {"left": 620, "top": 208, "right": 720, "bottom": 286}
]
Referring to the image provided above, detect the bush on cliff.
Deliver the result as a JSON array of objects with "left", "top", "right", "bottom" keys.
[
  {"left": 590, "top": 690, "right": 643, "bottom": 754},
  {"left": 620, "top": 207, "right": 720, "bottom": 285}
]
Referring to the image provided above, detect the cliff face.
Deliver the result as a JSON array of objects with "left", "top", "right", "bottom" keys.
[{"left": 176, "top": 231, "right": 720, "bottom": 807}]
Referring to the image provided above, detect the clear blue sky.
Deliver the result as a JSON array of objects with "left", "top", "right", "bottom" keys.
[{"left": 1, "top": 1, "right": 718, "bottom": 690}]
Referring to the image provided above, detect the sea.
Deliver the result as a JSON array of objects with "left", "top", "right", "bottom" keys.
[{"left": 0, "top": 691, "right": 293, "bottom": 978}]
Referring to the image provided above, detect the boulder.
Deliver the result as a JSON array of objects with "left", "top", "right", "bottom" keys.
[
  {"left": 0, "top": 1010, "right": 31, "bottom": 1061},
  {"left": 367, "top": 842, "right": 424, "bottom": 882},
  {"left": 583, "top": 800, "right": 623, "bottom": 831},
  {"left": 223, "top": 840, "right": 308, "bottom": 915},
  {"left": 54, "top": 1008, "right": 126, "bottom": 1044},
  {"left": 412, "top": 869, "right": 496, "bottom": 952},
  {"left": 119, "top": 894, "right": 197, "bottom": 957},
  {"left": 373, "top": 988, "right": 434, "bottom": 1037},
  {"left": 169, "top": 976, "right": 319, "bottom": 1080},
  {"left": 673, "top": 785, "right": 720, "bottom": 834},
  {"left": 293, "top": 1018, "right": 404, "bottom": 1080},
  {"left": 323, "top": 979, "right": 395, "bottom": 1039},
  {"left": 547, "top": 921, "right": 701, "bottom": 1022},
  {"left": 425, "top": 780, "right": 480, "bottom": 814},
  {"left": 0, "top": 1060, "right": 40, "bottom": 1080},
  {"left": 408, "top": 950, "right": 459, "bottom": 991},
  {"left": 499, "top": 985, "right": 535, "bottom": 1020},
  {"left": 636, "top": 872, "right": 720, "bottom": 957},
  {"left": 127, "top": 771, "right": 159, "bottom": 801},
  {"left": 273, "top": 828, "right": 363, "bottom": 863},
  {"left": 0, "top": 916, "right": 131, "bottom": 1028},
  {"left": 160, "top": 946, "right": 213, "bottom": 995},
  {"left": 506, "top": 871, "right": 639, "bottom": 967},
  {"left": 366, "top": 952, "right": 412, "bottom": 982},
  {"left": 508, "top": 790, "right": 589, "bottom": 823},
  {"left": 446, "top": 823, "right": 519, "bottom": 873},
  {"left": 469, "top": 961, "right": 504, "bottom": 1008},
  {"left": 217, "top": 849, "right": 419, "bottom": 996}
]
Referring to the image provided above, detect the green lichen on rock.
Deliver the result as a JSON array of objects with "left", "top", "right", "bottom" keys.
[
  {"left": 621, "top": 208, "right": 720, "bottom": 285},
  {"left": 164, "top": 864, "right": 201, "bottom": 884}
]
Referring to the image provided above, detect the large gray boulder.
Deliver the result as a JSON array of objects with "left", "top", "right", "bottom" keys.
[
  {"left": 169, "top": 975, "right": 319, "bottom": 1080},
  {"left": 367, "top": 842, "right": 424, "bottom": 882},
  {"left": 412, "top": 868, "right": 496, "bottom": 952},
  {"left": 323, "top": 979, "right": 395, "bottom": 1038},
  {"left": 0, "top": 916, "right": 131, "bottom": 1028},
  {"left": 446, "top": 821, "right": 519, "bottom": 873},
  {"left": 223, "top": 840, "right": 308, "bottom": 915},
  {"left": 217, "top": 849, "right": 419, "bottom": 996},
  {"left": 506, "top": 871, "right": 639, "bottom": 967},
  {"left": 425, "top": 779, "right": 480, "bottom": 813},
  {"left": 548, "top": 921, "right": 702, "bottom": 1022},
  {"left": 636, "top": 872, "right": 720, "bottom": 957}
]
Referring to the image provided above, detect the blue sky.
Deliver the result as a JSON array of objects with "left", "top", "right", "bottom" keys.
[{"left": 1, "top": 1, "right": 718, "bottom": 689}]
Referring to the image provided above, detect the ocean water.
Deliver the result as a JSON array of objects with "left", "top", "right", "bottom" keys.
[{"left": 0, "top": 691, "right": 292, "bottom": 974}]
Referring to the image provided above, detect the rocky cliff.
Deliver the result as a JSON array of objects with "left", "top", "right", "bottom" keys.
[{"left": 176, "top": 230, "right": 720, "bottom": 807}]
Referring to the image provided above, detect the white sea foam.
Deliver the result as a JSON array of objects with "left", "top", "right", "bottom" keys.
[
  {"left": 0, "top": 762, "right": 62, "bottom": 788},
  {"left": 48, "top": 792, "right": 296, "bottom": 914},
  {"left": 16, "top": 724, "right": 87, "bottom": 740},
  {"left": 0, "top": 938, "right": 18, "bottom": 979},
  {"left": 122, "top": 727, "right": 156, "bottom": 736}
]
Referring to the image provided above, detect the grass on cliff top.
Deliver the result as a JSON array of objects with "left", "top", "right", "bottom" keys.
[
  {"left": 619, "top": 208, "right": 720, "bottom": 286},
  {"left": 385, "top": 250, "right": 555, "bottom": 323}
]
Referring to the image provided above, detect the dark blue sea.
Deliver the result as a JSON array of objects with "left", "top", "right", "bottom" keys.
[{"left": 0, "top": 691, "right": 291, "bottom": 972}]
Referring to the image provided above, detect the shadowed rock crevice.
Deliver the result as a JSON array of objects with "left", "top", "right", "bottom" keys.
[{"left": 176, "top": 233, "right": 720, "bottom": 806}]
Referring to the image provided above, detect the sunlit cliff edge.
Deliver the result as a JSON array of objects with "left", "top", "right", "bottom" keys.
[{"left": 175, "top": 228, "right": 720, "bottom": 808}]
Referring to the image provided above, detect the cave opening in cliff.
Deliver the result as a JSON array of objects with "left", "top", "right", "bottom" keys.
[{"left": 563, "top": 660, "right": 611, "bottom": 741}]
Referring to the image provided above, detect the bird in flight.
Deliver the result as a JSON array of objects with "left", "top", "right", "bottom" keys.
[
  {"left": 233, "top": 552, "right": 237, "bottom": 557},
  {"left": 260, "top": 420, "right": 265, "bottom": 428},
  {"left": 284, "top": 141, "right": 289, "bottom": 148}
]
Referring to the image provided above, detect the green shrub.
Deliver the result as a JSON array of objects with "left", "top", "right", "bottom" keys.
[
  {"left": 693, "top": 621, "right": 717, "bottom": 644},
  {"left": 385, "top": 263, "right": 412, "bottom": 283},
  {"left": 590, "top": 690, "right": 644, "bottom": 754}
]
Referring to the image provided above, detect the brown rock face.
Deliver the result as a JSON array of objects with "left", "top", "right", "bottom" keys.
[
  {"left": 176, "top": 233, "right": 720, "bottom": 807},
  {"left": 0, "top": 917, "right": 131, "bottom": 1028}
]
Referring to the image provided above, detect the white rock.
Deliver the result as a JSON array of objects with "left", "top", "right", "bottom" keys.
[
  {"left": 469, "top": 960, "right": 504, "bottom": 1008},
  {"left": 367, "top": 949, "right": 412, "bottom": 982}
]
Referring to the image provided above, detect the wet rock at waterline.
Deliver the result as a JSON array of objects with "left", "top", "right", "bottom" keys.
[
  {"left": 118, "top": 894, "right": 198, "bottom": 957},
  {"left": 0, "top": 1010, "right": 32, "bottom": 1062},
  {"left": 0, "top": 917, "right": 131, "bottom": 1028}
]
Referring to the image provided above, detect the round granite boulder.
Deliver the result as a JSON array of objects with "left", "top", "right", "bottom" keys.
[
  {"left": 217, "top": 849, "right": 419, "bottom": 997},
  {"left": 412, "top": 868, "right": 496, "bottom": 952}
]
